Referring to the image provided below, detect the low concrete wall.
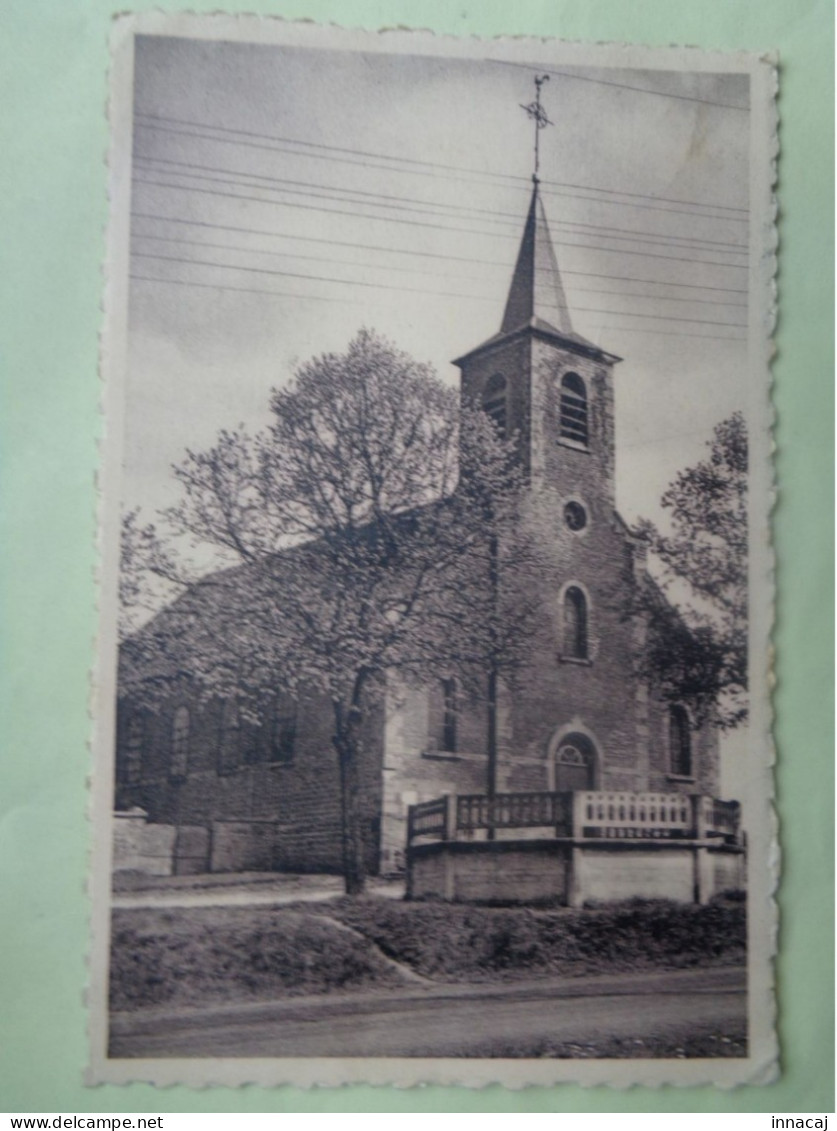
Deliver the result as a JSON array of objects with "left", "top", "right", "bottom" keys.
[
  {"left": 711, "top": 844, "right": 747, "bottom": 894},
  {"left": 454, "top": 843, "right": 570, "bottom": 904},
  {"left": 410, "top": 840, "right": 571, "bottom": 904},
  {"left": 408, "top": 837, "right": 745, "bottom": 906},
  {"left": 579, "top": 843, "right": 694, "bottom": 904},
  {"left": 112, "top": 810, "right": 176, "bottom": 876}
]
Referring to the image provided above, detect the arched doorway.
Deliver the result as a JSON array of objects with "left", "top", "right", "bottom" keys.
[{"left": 552, "top": 732, "right": 597, "bottom": 791}]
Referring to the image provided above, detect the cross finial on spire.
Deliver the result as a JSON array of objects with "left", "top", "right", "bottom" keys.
[{"left": 519, "top": 74, "right": 552, "bottom": 182}]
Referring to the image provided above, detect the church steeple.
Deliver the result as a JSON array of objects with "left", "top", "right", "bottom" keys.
[
  {"left": 453, "top": 76, "right": 620, "bottom": 491},
  {"left": 500, "top": 182, "right": 574, "bottom": 337}
]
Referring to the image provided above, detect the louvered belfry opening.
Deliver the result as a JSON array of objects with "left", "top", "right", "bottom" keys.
[{"left": 559, "top": 372, "right": 588, "bottom": 447}]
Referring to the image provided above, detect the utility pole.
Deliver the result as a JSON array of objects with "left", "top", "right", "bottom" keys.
[{"left": 486, "top": 531, "right": 499, "bottom": 840}]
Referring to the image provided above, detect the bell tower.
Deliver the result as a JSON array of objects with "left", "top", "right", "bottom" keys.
[
  {"left": 454, "top": 71, "right": 621, "bottom": 507},
  {"left": 453, "top": 179, "right": 621, "bottom": 509}
]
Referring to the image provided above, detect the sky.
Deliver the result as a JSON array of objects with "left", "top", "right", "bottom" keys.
[{"left": 121, "top": 32, "right": 753, "bottom": 798}]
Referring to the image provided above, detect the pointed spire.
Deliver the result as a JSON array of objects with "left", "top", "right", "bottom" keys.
[{"left": 501, "top": 181, "right": 574, "bottom": 337}]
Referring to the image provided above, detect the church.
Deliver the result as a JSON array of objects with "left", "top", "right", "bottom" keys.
[{"left": 113, "top": 177, "right": 739, "bottom": 895}]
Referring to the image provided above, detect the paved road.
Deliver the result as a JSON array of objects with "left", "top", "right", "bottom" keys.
[
  {"left": 110, "top": 966, "right": 745, "bottom": 1059},
  {"left": 112, "top": 874, "right": 404, "bottom": 910}
]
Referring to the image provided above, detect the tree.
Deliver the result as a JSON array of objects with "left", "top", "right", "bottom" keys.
[
  {"left": 119, "top": 329, "right": 547, "bottom": 893},
  {"left": 118, "top": 508, "right": 183, "bottom": 641},
  {"left": 635, "top": 412, "right": 748, "bottom": 729}
]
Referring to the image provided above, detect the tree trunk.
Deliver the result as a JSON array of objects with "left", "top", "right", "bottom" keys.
[{"left": 333, "top": 696, "right": 367, "bottom": 896}]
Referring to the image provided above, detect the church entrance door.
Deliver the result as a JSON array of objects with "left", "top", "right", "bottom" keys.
[{"left": 553, "top": 733, "right": 596, "bottom": 791}]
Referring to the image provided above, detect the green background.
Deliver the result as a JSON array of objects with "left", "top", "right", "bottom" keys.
[{"left": 1, "top": 0, "right": 833, "bottom": 1114}]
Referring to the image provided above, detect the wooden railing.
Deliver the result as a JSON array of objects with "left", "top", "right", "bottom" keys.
[
  {"left": 457, "top": 792, "right": 572, "bottom": 836},
  {"left": 407, "top": 797, "right": 449, "bottom": 842},
  {"left": 407, "top": 789, "right": 742, "bottom": 846},
  {"left": 702, "top": 797, "right": 742, "bottom": 844}
]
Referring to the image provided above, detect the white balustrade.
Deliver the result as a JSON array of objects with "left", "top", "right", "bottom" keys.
[{"left": 577, "top": 790, "right": 693, "bottom": 839}]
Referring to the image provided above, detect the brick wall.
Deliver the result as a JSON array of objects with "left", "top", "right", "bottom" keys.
[
  {"left": 530, "top": 338, "right": 616, "bottom": 504},
  {"left": 379, "top": 678, "right": 490, "bottom": 873},
  {"left": 116, "top": 681, "right": 384, "bottom": 876},
  {"left": 458, "top": 334, "right": 533, "bottom": 475}
]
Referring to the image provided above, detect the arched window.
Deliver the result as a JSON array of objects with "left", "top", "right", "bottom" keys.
[
  {"left": 170, "top": 706, "right": 190, "bottom": 778},
  {"left": 553, "top": 733, "right": 597, "bottom": 791},
  {"left": 272, "top": 694, "right": 297, "bottom": 764},
  {"left": 125, "top": 714, "right": 143, "bottom": 785},
  {"left": 482, "top": 373, "right": 508, "bottom": 438},
  {"left": 563, "top": 586, "right": 588, "bottom": 660},
  {"left": 669, "top": 705, "right": 692, "bottom": 777},
  {"left": 559, "top": 372, "right": 588, "bottom": 447}
]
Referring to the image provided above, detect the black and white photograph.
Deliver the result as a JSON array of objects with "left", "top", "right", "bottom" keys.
[{"left": 89, "top": 16, "right": 776, "bottom": 1088}]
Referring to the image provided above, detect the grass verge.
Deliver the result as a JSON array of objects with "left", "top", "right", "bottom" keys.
[
  {"left": 109, "top": 906, "right": 406, "bottom": 1011},
  {"left": 110, "top": 895, "right": 746, "bottom": 1012},
  {"left": 326, "top": 894, "right": 746, "bottom": 982}
]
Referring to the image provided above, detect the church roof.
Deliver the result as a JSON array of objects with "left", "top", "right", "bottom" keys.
[{"left": 454, "top": 180, "right": 620, "bottom": 367}]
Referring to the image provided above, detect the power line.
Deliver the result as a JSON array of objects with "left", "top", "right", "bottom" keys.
[
  {"left": 132, "top": 176, "right": 750, "bottom": 269},
  {"left": 134, "top": 111, "right": 749, "bottom": 214},
  {"left": 596, "top": 323, "right": 745, "bottom": 342},
  {"left": 129, "top": 272, "right": 747, "bottom": 342},
  {"left": 134, "top": 153, "right": 748, "bottom": 253},
  {"left": 133, "top": 232, "right": 474, "bottom": 280},
  {"left": 130, "top": 210, "right": 750, "bottom": 294},
  {"left": 131, "top": 250, "right": 501, "bottom": 303},
  {"left": 132, "top": 232, "right": 749, "bottom": 307},
  {"left": 130, "top": 273, "right": 360, "bottom": 306},
  {"left": 133, "top": 119, "right": 748, "bottom": 223},
  {"left": 134, "top": 159, "right": 747, "bottom": 257},
  {"left": 134, "top": 159, "right": 542, "bottom": 234},
  {"left": 487, "top": 59, "right": 750, "bottom": 113},
  {"left": 134, "top": 112, "right": 527, "bottom": 184},
  {"left": 130, "top": 250, "right": 746, "bottom": 328}
]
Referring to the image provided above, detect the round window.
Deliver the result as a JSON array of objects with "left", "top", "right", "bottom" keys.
[{"left": 564, "top": 501, "right": 588, "bottom": 531}]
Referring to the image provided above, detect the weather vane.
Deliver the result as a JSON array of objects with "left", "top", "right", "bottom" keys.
[{"left": 519, "top": 73, "right": 552, "bottom": 182}]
